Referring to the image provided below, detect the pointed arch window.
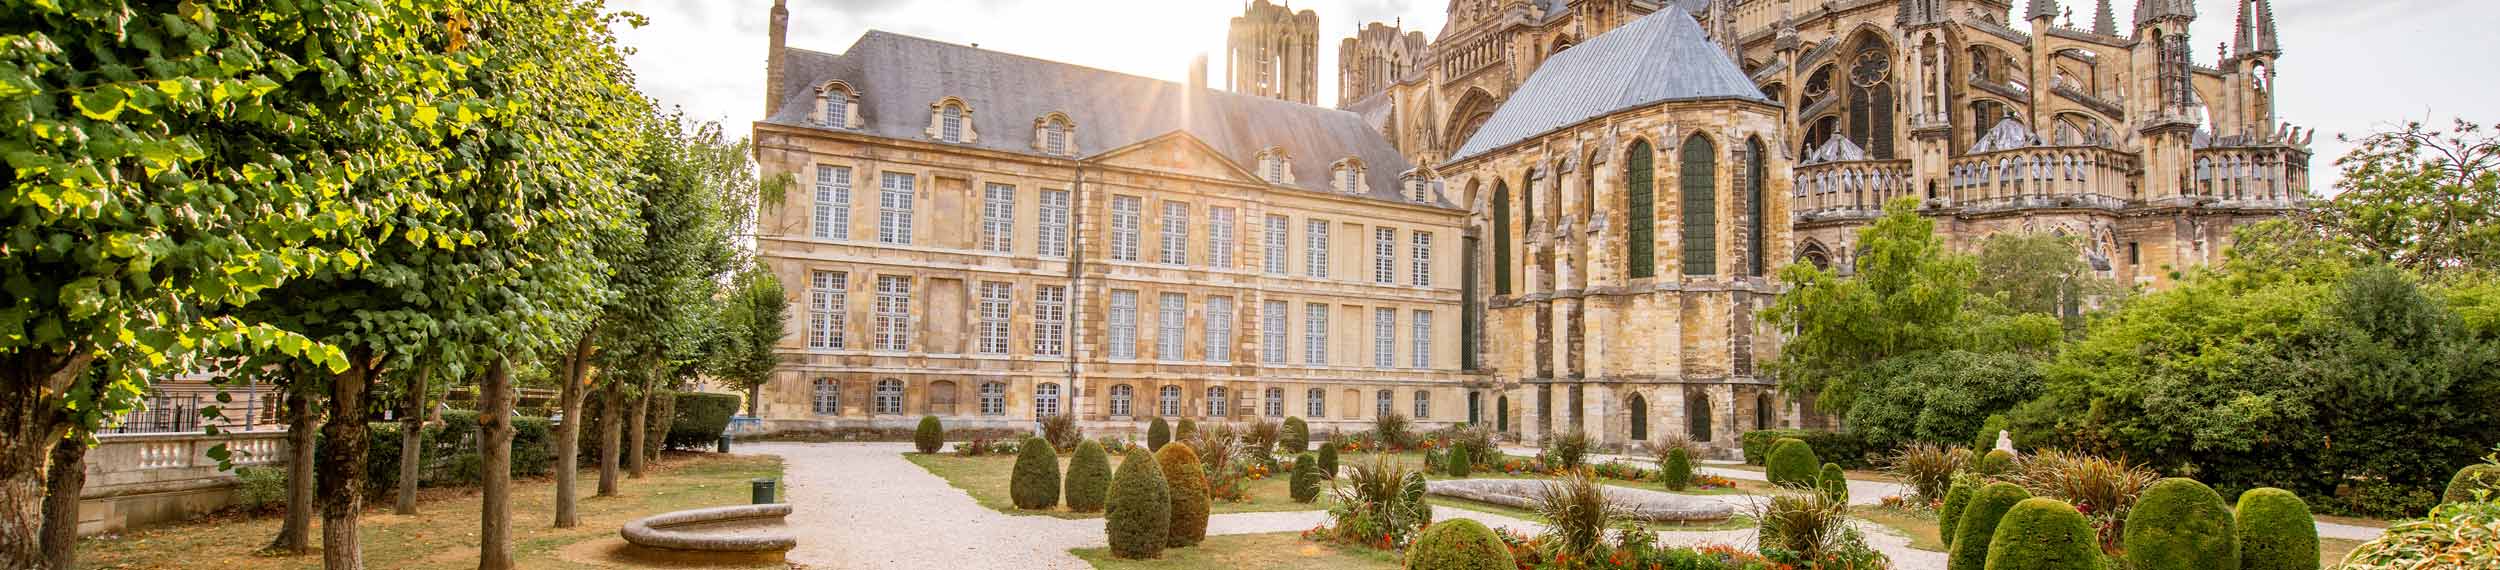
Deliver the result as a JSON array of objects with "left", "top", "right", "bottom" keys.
[
  {"left": 1680, "top": 135, "right": 1719, "bottom": 276},
  {"left": 1492, "top": 180, "right": 1513, "bottom": 294},
  {"left": 1626, "top": 140, "right": 1657, "bottom": 278},
  {"left": 1745, "top": 138, "right": 1768, "bottom": 277}
]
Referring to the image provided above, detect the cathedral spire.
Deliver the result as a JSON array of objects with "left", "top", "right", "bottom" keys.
[
  {"left": 2027, "top": 0, "right": 2059, "bottom": 23},
  {"left": 2253, "top": 0, "right": 2281, "bottom": 55},
  {"left": 2092, "top": 0, "right": 2116, "bottom": 35}
]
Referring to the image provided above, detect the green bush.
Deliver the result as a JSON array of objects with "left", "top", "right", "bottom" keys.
[
  {"left": 1981, "top": 498, "right": 2097, "bottom": 570},
  {"left": 1148, "top": 417, "right": 1171, "bottom": 451},
  {"left": 1065, "top": 440, "right": 1113, "bottom": 513},
  {"left": 366, "top": 411, "right": 554, "bottom": 494},
  {"left": 1422, "top": 448, "right": 1445, "bottom": 475},
  {"left": 1317, "top": 439, "right": 1339, "bottom": 478},
  {"left": 1661, "top": 447, "right": 1694, "bottom": 491},
  {"left": 914, "top": 415, "right": 944, "bottom": 454},
  {"left": 1940, "top": 476, "right": 1978, "bottom": 548},
  {"left": 1156, "top": 442, "right": 1210, "bottom": 547},
  {"left": 2122, "top": 478, "right": 2240, "bottom": 570},
  {"left": 1403, "top": 518, "right": 1515, "bottom": 570},
  {"left": 2446, "top": 464, "right": 2500, "bottom": 504},
  {"left": 1290, "top": 452, "right": 1322, "bottom": 503},
  {"left": 1974, "top": 414, "right": 2009, "bottom": 453},
  {"left": 2235, "top": 487, "right": 2319, "bottom": 570},
  {"left": 1281, "top": 416, "right": 1309, "bottom": 452},
  {"left": 1105, "top": 447, "right": 1171, "bottom": 559},
  {"left": 1743, "top": 429, "right": 1877, "bottom": 469},
  {"left": 232, "top": 466, "right": 288, "bottom": 513},
  {"left": 664, "top": 392, "right": 741, "bottom": 450},
  {"left": 1447, "top": 447, "right": 1472, "bottom": 478},
  {"left": 1974, "top": 449, "right": 2014, "bottom": 476},
  {"left": 1818, "top": 462, "right": 1849, "bottom": 503},
  {"left": 1766, "top": 438, "right": 1821, "bottom": 487},
  {"left": 1946, "top": 482, "right": 2033, "bottom": 570},
  {"left": 1011, "top": 436, "right": 1062, "bottom": 510},
  {"left": 1176, "top": 418, "right": 1196, "bottom": 443}
]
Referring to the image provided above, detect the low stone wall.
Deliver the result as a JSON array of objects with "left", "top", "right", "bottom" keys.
[{"left": 76, "top": 430, "right": 292, "bottom": 536}]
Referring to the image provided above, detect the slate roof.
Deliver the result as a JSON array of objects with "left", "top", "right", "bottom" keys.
[
  {"left": 766, "top": 31, "right": 1443, "bottom": 208},
  {"left": 1446, "top": 5, "right": 1766, "bottom": 163}
]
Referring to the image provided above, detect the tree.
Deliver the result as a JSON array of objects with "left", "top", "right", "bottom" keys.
[
  {"left": 605, "top": 112, "right": 753, "bottom": 483},
  {"left": 1972, "top": 231, "right": 2118, "bottom": 326},
  {"left": 1764, "top": 197, "right": 1976, "bottom": 411},
  {"left": 708, "top": 262, "right": 788, "bottom": 416},
  {"left": 2320, "top": 118, "right": 2500, "bottom": 274}
]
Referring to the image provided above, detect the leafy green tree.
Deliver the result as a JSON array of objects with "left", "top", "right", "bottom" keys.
[
  {"left": 708, "top": 262, "right": 788, "bottom": 416},
  {"left": 2319, "top": 119, "right": 2500, "bottom": 275},
  {"left": 1764, "top": 198, "right": 1976, "bottom": 410},
  {"left": 1841, "top": 351, "right": 2042, "bottom": 451},
  {"left": 1972, "top": 231, "right": 2119, "bottom": 326}
]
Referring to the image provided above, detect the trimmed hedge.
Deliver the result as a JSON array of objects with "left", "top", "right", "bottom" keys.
[
  {"left": 2235, "top": 487, "right": 2320, "bottom": 570},
  {"left": 1940, "top": 476, "right": 1978, "bottom": 548},
  {"left": 367, "top": 411, "right": 554, "bottom": 495},
  {"left": 1290, "top": 452, "right": 1322, "bottom": 503},
  {"left": 1447, "top": 447, "right": 1472, "bottom": 477},
  {"left": 664, "top": 392, "right": 741, "bottom": 450},
  {"left": 1982, "top": 498, "right": 2097, "bottom": 570},
  {"left": 580, "top": 389, "right": 676, "bottom": 466},
  {"left": 1742, "top": 429, "right": 1875, "bottom": 469},
  {"left": 1105, "top": 447, "right": 1171, "bottom": 559},
  {"left": 1318, "top": 440, "right": 1340, "bottom": 478},
  {"left": 2123, "top": 478, "right": 2240, "bottom": 570},
  {"left": 1403, "top": 518, "right": 1515, "bottom": 570},
  {"left": 1148, "top": 417, "right": 1171, "bottom": 451},
  {"left": 1947, "top": 482, "right": 2033, "bottom": 570},
  {"left": 1156, "top": 442, "right": 1210, "bottom": 547},
  {"left": 1011, "top": 436, "right": 1062, "bottom": 510},
  {"left": 1281, "top": 416, "right": 1309, "bottom": 453},
  {"left": 2446, "top": 464, "right": 2500, "bottom": 504},
  {"left": 1974, "top": 449, "right": 2015, "bottom": 476},
  {"left": 1661, "top": 448, "right": 1694, "bottom": 491},
  {"left": 1766, "top": 438, "right": 1820, "bottom": 487},
  {"left": 914, "top": 415, "right": 944, "bottom": 454},
  {"left": 1065, "top": 440, "right": 1112, "bottom": 513},
  {"left": 1817, "top": 462, "right": 1849, "bottom": 503}
]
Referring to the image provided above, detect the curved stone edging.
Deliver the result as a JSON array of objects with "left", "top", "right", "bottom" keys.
[{"left": 620, "top": 503, "right": 798, "bottom": 553}]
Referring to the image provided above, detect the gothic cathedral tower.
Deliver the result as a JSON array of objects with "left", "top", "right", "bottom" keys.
[{"left": 1229, "top": 0, "right": 1321, "bottom": 105}]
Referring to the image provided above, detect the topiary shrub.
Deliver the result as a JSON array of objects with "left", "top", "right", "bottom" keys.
[
  {"left": 1947, "top": 482, "right": 2034, "bottom": 570},
  {"left": 2122, "top": 478, "right": 2240, "bottom": 570},
  {"left": 1105, "top": 447, "right": 1171, "bottom": 559},
  {"left": 1941, "top": 476, "right": 1978, "bottom": 548},
  {"left": 1981, "top": 498, "right": 2097, "bottom": 570},
  {"left": 1661, "top": 447, "right": 1695, "bottom": 491},
  {"left": 1447, "top": 447, "right": 1472, "bottom": 478},
  {"left": 1766, "top": 437, "right": 1821, "bottom": 488},
  {"left": 664, "top": 392, "right": 742, "bottom": 450},
  {"left": 1974, "top": 449, "right": 2014, "bottom": 476},
  {"left": 1175, "top": 418, "right": 1196, "bottom": 443},
  {"left": 1010, "top": 436, "right": 1062, "bottom": 510},
  {"left": 1290, "top": 452, "right": 1322, "bottom": 503},
  {"left": 1281, "top": 416, "right": 1309, "bottom": 453},
  {"left": 1317, "top": 439, "right": 1340, "bottom": 479},
  {"left": 2446, "top": 464, "right": 2500, "bottom": 504},
  {"left": 1156, "top": 442, "right": 1210, "bottom": 547},
  {"left": 914, "top": 415, "right": 944, "bottom": 454},
  {"left": 1403, "top": 517, "right": 1515, "bottom": 570},
  {"left": 2235, "top": 487, "right": 2318, "bottom": 570},
  {"left": 1818, "top": 462, "right": 1850, "bottom": 504},
  {"left": 1065, "top": 439, "right": 1113, "bottom": 513},
  {"left": 1147, "top": 417, "right": 1171, "bottom": 452}
]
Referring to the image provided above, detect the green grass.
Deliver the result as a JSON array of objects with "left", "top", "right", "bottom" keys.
[
  {"left": 905, "top": 452, "right": 1332, "bottom": 519},
  {"left": 1852, "top": 505, "right": 1948, "bottom": 552},
  {"left": 1071, "top": 531, "right": 1401, "bottom": 569},
  {"left": 1426, "top": 496, "right": 1758, "bottom": 532}
]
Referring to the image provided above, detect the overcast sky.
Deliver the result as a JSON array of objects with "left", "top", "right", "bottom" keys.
[{"left": 608, "top": 0, "right": 2498, "bottom": 193}]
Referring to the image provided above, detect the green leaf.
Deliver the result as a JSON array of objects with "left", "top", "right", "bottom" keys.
[{"left": 75, "top": 88, "right": 128, "bottom": 120}]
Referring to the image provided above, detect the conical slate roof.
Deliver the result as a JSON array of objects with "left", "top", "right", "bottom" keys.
[{"left": 1447, "top": 5, "right": 1767, "bottom": 162}]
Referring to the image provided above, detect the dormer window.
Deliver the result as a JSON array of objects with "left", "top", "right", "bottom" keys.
[
  {"left": 1256, "top": 147, "right": 1291, "bottom": 184},
  {"left": 1331, "top": 158, "right": 1365, "bottom": 194},
  {"left": 815, "top": 81, "right": 860, "bottom": 129},
  {"left": 926, "top": 97, "right": 977, "bottom": 144},
  {"left": 1035, "top": 113, "right": 1076, "bottom": 156},
  {"left": 1402, "top": 170, "right": 1436, "bottom": 203},
  {"left": 941, "top": 106, "right": 964, "bottom": 142}
]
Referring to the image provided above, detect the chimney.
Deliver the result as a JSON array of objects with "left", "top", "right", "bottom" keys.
[
  {"left": 765, "top": 0, "right": 790, "bottom": 117},
  {"left": 1188, "top": 53, "right": 1209, "bottom": 92}
]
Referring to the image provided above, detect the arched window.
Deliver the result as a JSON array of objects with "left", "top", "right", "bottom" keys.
[
  {"left": 1628, "top": 393, "right": 1648, "bottom": 442},
  {"left": 812, "top": 378, "right": 840, "bottom": 415},
  {"left": 1034, "top": 382, "right": 1062, "bottom": 417},
  {"left": 1745, "top": 138, "right": 1768, "bottom": 277},
  {"left": 1333, "top": 159, "right": 1364, "bottom": 193},
  {"left": 1258, "top": 148, "right": 1290, "bottom": 184},
  {"left": 1756, "top": 393, "right": 1776, "bottom": 430},
  {"left": 939, "top": 104, "right": 966, "bottom": 143},
  {"left": 1038, "top": 114, "right": 1074, "bottom": 156},
  {"left": 1492, "top": 180, "right": 1512, "bottom": 294},
  {"left": 1412, "top": 390, "right": 1431, "bottom": 419},
  {"left": 1846, "top": 36, "right": 1897, "bottom": 159},
  {"left": 818, "top": 82, "right": 857, "bottom": 129},
  {"left": 978, "top": 381, "right": 1006, "bottom": 416},
  {"left": 1306, "top": 388, "right": 1326, "bottom": 418},
  {"left": 1626, "top": 140, "right": 1657, "bottom": 278},
  {"left": 1685, "top": 392, "right": 1713, "bottom": 442},
  {"left": 1159, "top": 385, "right": 1182, "bottom": 417},
  {"left": 1206, "top": 386, "right": 1229, "bottom": 417},
  {"left": 874, "top": 379, "right": 903, "bottom": 415},
  {"left": 1680, "top": 134, "right": 1719, "bottom": 276},
  {"left": 1375, "top": 389, "right": 1394, "bottom": 418},
  {"left": 1496, "top": 395, "right": 1510, "bottom": 432},
  {"left": 1109, "top": 384, "right": 1134, "bottom": 417},
  {"left": 1265, "top": 388, "right": 1285, "bottom": 417}
]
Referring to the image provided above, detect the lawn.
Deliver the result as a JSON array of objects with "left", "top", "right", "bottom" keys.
[
  {"left": 1071, "top": 531, "right": 1401, "bottom": 569},
  {"left": 80, "top": 452, "right": 782, "bottom": 570},
  {"left": 1852, "top": 505, "right": 1948, "bottom": 552},
  {"left": 905, "top": 452, "right": 1336, "bottom": 519}
]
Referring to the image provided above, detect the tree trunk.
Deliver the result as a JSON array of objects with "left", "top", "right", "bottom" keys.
[
  {"left": 747, "top": 384, "right": 761, "bottom": 416},
  {"left": 626, "top": 370, "right": 653, "bottom": 479},
  {"left": 318, "top": 353, "right": 375, "bottom": 570},
  {"left": 40, "top": 430, "right": 87, "bottom": 569},
  {"left": 396, "top": 362, "right": 430, "bottom": 515},
  {"left": 267, "top": 384, "right": 317, "bottom": 554},
  {"left": 477, "top": 358, "right": 515, "bottom": 570},
  {"left": 596, "top": 381, "right": 621, "bottom": 497},
  {"left": 553, "top": 332, "right": 592, "bottom": 527},
  {"left": 1, "top": 348, "right": 90, "bottom": 570}
]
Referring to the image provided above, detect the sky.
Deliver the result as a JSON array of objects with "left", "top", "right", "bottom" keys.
[{"left": 607, "top": 0, "right": 2500, "bottom": 194}]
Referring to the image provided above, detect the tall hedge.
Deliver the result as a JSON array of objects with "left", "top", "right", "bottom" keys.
[
  {"left": 1317, "top": 439, "right": 1340, "bottom": 478},
  {"left": 1065, "top": 440, "right": 1113, "bottom": 513},
  {"left": 664, "top": 392, "right": 742, "bottom": 450},
  {"left": 1156, "top": 442, "right": 1211, "bottom": 547},
  {"left": 2235, "top": 487, "right": 2319, "bottom": 570},
  {"left": 1947, "top": 482, "right": 2033, "bottom": 570},
  {"left": 1982, "top": 498, "right": 2097, "bottom": 570},
  {"left": 1403, "top": 518, "right": 1515, "bottom": 570},
  {"left": 2446, "top": 464, "right": 2500, "bottom": 503},
  {"left": 1011, "top": 436, "right": 1062, "bottom": 510},
  {"left": 1766, "top": 438, "right": 1820, "bottom": 487},
  {"left": 1281, "top": 416, "right": 1309, "bottom": 452},
  {"left": 2122, "top": 478, "right": 2240, "bottom": 570},
  {"left": 914, "top": 415, "right": 944, "bottom": 454},
  {"left": 1148, "top": 417, "right": 1171, "bottom": 451},
  {"left": 1105, "top": 447, "right": 1171, "bottom": 559},
  {"left": 1817, "top": 462, "right": 1849, "bottom": 503},
  {"left": 1290, "top": 452, "right": 1322, "bottom": 503},
  {"left": 1661, "top": 448, "right": 1694, "bottom": 491},
  {"left": 1974, "top": 449, "right": 2015, "bottom": 476},
  {"left": 1941, "top": 476, "right": 1979, "bottom": 547},
  {"left": 1447, "top": 447, "right": 1472, "bottom": 478}
]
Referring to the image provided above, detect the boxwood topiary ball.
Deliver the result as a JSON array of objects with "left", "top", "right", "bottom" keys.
[
  {"left": 1765, "top": 437, "right": 1820, "bottom": 488},
  {"left": 1947, "top": 482, "right": 2033, "bottom": 570},
  {"left": 2235, "top": 487, "right": 2319, "bottom": 570},
  {"left": 1403, "top": 518, "right": 1515, "bottom": 570},
  {"left": 2123, "top": 478, "right": 2240, "bottom": 570},
  {"left": 1982, "top": 498, "right": 2098, "bottom": 570}
]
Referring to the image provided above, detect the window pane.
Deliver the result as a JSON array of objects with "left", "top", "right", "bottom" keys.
[
  {"left": 1303, "top": 303, "right": 1328, "bottom": 365},
  {"left": 1205, "top": 297, "right": 1233, "bottom": 363},
  {"left": 1373, "top": 307, "right": 1396, "bottom": 368},
  {"left": 808, "top": 270, "right": 848, "bottom": 349},
  {"left": 1032, "top": 285, "right": 1067, "bottom": 356},
  {"left": 1208, "top": 207, "right": 1235, "bottom": 269},
  {"left": 1159, "top": 202, "right": 1188, "bottom": 265},
  {"left": 814, "top": 166, "right": 851, "bottom": 240},
  {"left": 981, "top": 183, "right": 1014, "bottom": 253},
  {"left": 1111, "top": 196, "right": 1141, "bottom": 262},
  {"left": 1373, "top": 227, "right": 1395, "bottom": 284},
  {"left": 874, "top": 276, "right": 911, "bottom": 351},
  {"left": 1411, "top": 310, "right": 1433, "bottom": 369},
  {"left": 1263, "top": 215, "right": 1289, "bottom": 274},
  {"left": 1410, "top": 232, "right": 1433, "bottom": 287},
  {"left": 1262, "top": 300, "right": 1288, "bottom": 364},
  {"left": 1157, "top": 292, "right": 1186, "bottom": 360},
  {"left": 1304, "top": 219, "right": 1329, "bottom": 278},
  {"left": 1109, "top": 290, "right": 1138, "bottom": 359},
  {"left": 879, "top": 172, "right": 915, "bottom": 245},
  {"left": 978, "top": 282, "right": 1011, "bottom": 354},
  {"left": 1038, "top": 190, "right": 1070, "bottom": 258}
]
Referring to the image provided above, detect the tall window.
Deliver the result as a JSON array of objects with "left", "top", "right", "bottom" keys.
[
  {"left": 1303, "top": 303, "right": 1329, "bottom": 365},
  {"left": 1109, "top": 290, "right": 1139, "bottom": 359},
  {"left": 1208, "top": 207, "right": 1236, "bottom": 269},
  {"left": 1205, "top": 297, "right": 1234, "bottom": 363},
  {"left": 1306, "top": 388, "right": 1326, "bottom": 418},
  {"left": 1109, "top": 384, "right": 1133, "bottom": 417},
  {"left": 1681, "top": 134, "right": 1719, "bottom": 275},
  {"left": 1159, "top": 385, "right": 1182, "bottom": 416},
  {"left": 811, "top": 378, "right": 839, "bottom": 415},
  {"left": 1746, "top": 138, "right": 1769, "bottom": 277},
  {"left": 814, "top": 166, "right": 851, "bottom": 240},
  {"left": 1413, "top": 390, "right": 1432, "bottom": 419},
  {"left": 1304, "top": 219, "right": 1330, "bottom": 278},
  {"left": 1038, "top": 189, "right": 1070, "bottom": 257},
  {"left": 1206, "top": 386, "right": 1229, "bottom": 417},
  {"left": 807, "top": 270, "right": 847, "bottom": 349},
  {"left": 1262, "top": 300, "right": 1288, "bottom": 364},
  {"left": 1492, "top": 181, "right": 1512, "bottom": 294},
  {"left": 873, "top": 275, "right": 911, "bottom": 351},
  {"left": 878, "top": 172, "right": 915, "bottom": 245},
  {"left": 1159, "top": 202, "right": 1189, "bottom": 265},
  {"left": 1410, "top": 232, "right": 1433, "bottom": 287},
  {"left": 1264, "top": 388, "right": 1284, "bottom": 417},
  {"left": 1044, "top": 119, "right": 1069, "bottom": 155},
  {"left": 1410, "top": 310, "right": 1434, "bottom": 368},
  {"left": 874, "top": 379, "right": 903, "bottom": 414},
  {"left": 1263, "top": 215, "right": 1290, "bottom": 274},
  {"left": 1373, "top": 227, "right": 1396, "bottom": 284},
  {"left": 940, "top": 104, "right": 965, "bottom": 143},
  {"left": 1157, "top": 292, "right": 1187, "bottom": 360},
  {"left": 1034, "top": 383, "right": 1061, "bottom": 417},
  {"left": 1032, "top": 285, "right": 1067, "bottom": 356},
  {"left": 1375, "top": 390, "right": 1393, "bottom": 418},
  {"left": 823, "top": 92, "right": 849, "bottom": 128},
  {"left": 977, "top": 282, "right": 1010, "bottom": 354},
  {"left": 1373, "top": 308, "right": 1396, "bottom": 368},
  {"left": 1626, "top": 140, "right": 1657, "bottom": 278},
  {"left": 981, "top": 183, "right": 1014, "bottom": 253},
  {"left": 978, "top": 382, "right": 1005, "bottom": 415},
  {"left": 1110, "top": 196, "right": 1141, "bottom": 262}
]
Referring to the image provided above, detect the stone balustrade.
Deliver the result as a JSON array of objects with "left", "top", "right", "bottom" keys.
[
  {"left": 2191, "top": 146, "right": 2308, "bottom": 207},
  {"left": 1947, "top": 145, "right": 2138, "bottom": 208},
  {"left": 76, "top": 429, "right": 293, "bottom": 535},
  {"left": 1792, "top": 159, "right": 1913, "bottom": 221}
]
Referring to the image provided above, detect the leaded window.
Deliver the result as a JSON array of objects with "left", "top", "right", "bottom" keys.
[
  {"left": 1109, "top": 290, "right": 1139, "bottom": 359},
  {"left": 1681, "top": 134, "right": 1719, "bottom": 275},
  {"left": 981, "top": 183, "right": 1014, "bottom": 253},
  {"left": 977, "top": 281, "right": 1010, "bottom": 354},
  {"left": 1038, "top": 190, "right": 1070, "bottom": 257},
  {"left": 808, "top": 270, "right": 847, "bottom": 349},
  {"left": 1627, "top": 141, "right": 1657, "bottom": 278},
  {"left": 874, "top": 275, "right": 910, "bottom": 351},
  {"left": 878, "top": 172, "right": 915, "bottom": 245},
  {"left": 814, "top": 166, "right": 850, "bottom": 240},
  {"left": 1111, "top": 196, "right": 1141, "bottom": 262}
]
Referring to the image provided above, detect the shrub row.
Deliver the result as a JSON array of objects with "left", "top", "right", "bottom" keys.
[
  {"left": 1742, "top": 429, "right": 1875, "bottom": 469},
  {"left": 662, "top": 392, "right": 740, "bottom": 450},
  {"left": 366, "top": 410, "right": 554, "bottom": 495}
]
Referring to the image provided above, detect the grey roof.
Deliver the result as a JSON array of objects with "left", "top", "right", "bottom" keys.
[
  {"left": 1804, "top": 135, "right": 1868, "bottom": 164},
  {"left": 767, "top": 31, "right": 1442, "bottom": 208},
  {"left": 1446, "top": 5, "right": 1765, "bottom": 163},
  {"left": 1971, "top": 118, "right": 2043, "bottom": 153}
]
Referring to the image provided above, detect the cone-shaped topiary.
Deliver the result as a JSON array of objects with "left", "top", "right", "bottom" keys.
[
  {"left": 1403, "top": 516, "right": 1515, "bottom": 570},
  {"left": 1282, "top": 416, "right": 1310, "bottom": 452},
  {"left": 914, "top": 415, "right": 944, "bottom": 454},
  {"left": 1065, "top": 439, "right": 1113, "bottom": 513},
  {"left": 1290, "top": 452, "right": 1322, "bottom": 502},
  {"left": 1176, "top": 418, "right": 1196, "bottom": 443},
  {"left": 2446, "top": 464, "right": 2500, "bottom": 504},
  {"left": 2235, "top": 487, "right": 2319, "bottom": 570},
  {"left": 1946, "top": 482, "right": 2034, "bottom": 570},
  {"left": 1105, "top": 447, "right": 1170, "bottom": 559},
  {"left": 1317, "top": 439, "right": 1340, "bottom": 479},
  {"left": 1010, "top": 436, "right": 1062, "bottom": 510},
  {"left": 1982, "top": 498, "right": 2098, "bottom": 570},
  {"left": 1155, "top": 442, "right": 1210, "bottom": 547},
  {"left": 1147, "top": 417, "right": 1171, "bottom": 452},
  {"left": 1940, "top": 476, "right": 1978, "bottom": 548},
  {"left": 1766, "top": 438, "right": 1820, "bottom": 488},
  {"left": 1447, "top": 447, "right": 1472, "bottom": 477},
  {"left": 1818, "top": 462, "right": 1849, "bottom": 503},
  {"left": 1662, "top": 448, "right": 1694, "bottom": 491},
  {"left": 1973, "top": 449, "right": 2014, "bottom": 476},
  {"left": 2123, "top": 478, "right": 2240, "bottom": 570}
]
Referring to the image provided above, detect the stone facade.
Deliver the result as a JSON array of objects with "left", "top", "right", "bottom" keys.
[{"left": 1229, "top": 0, "right": 1323, "bottom": 105}]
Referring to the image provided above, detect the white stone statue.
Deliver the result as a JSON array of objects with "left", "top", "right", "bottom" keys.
[{"left": 1994, "top": 430, "right": 2016, "bottom": 455}]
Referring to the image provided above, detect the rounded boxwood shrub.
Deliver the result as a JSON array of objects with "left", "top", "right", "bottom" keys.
[
  {"left": 1974, "top": 449, "right": 2014, "bottom": 476},
  {"left": 1156, "top": 442, "right": 1210, "bottom": 547},
  {"left": 1065, "top": 439, "right": 1113, "bottom": 513},
  {"left": 1766, "top": 437, "right": 1820, "bottom": 488},
  {"left": 1940, "top": 476, "right": 1978, "bottom": 547},
  {"left": 1281, "top": 416, "right": 1309, "bottom": 452},
  {"left": 1817, "top": 462, "right": 1849, "bottom": 504},
  {"left": 1176, "top": 418, "right": 1197, "bottom": 443},
  {"left": 1982, "top": 498, "right": 2097, "bottom": 570},
  {"left": 2235, "top": 487, "right": 2319, "bottom": 570},
  {"left": 1317, "top": 439, "right": 1340, "bottom": 478},
  {"left": 1011, "top": 436, "right": 1062, "bottom": 510},
  {"left": 2123, "top": 478, "right": 2240, "bottom": 570},
  {"left": 1661, "top": 447, "right": 1694, "bottom": 491},
  {"left": 1447, "top": 447, "right": 1472, "bottom": 477},
  {"left": 1105, "top": 447, "right": 1170, "bottom": 559},
  {"left": 1147, "top": 417, "right": 1171, "bottom": 452},
  {"left": 1947, "top": 482, "right": 2034, "bottom": 570},
  {"left": 914, "top": 415, "right": 944, "bottom": 454},
  {"left": 1403, "top": 518, "right": 1515, "bottom": 570},
  {"left": 1290, "top": 452, "right": 1322, "bottom": 503},
  {"left": 2445, "top": 464, "right": 2500, "bottom": 504}
]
